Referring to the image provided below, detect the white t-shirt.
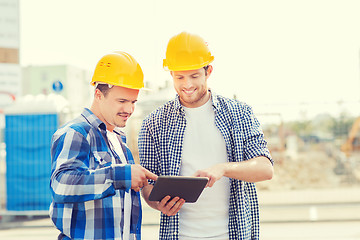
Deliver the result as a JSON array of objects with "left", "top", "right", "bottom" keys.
[
  {"left": 179, "top": 98, "right": 230, "bottom": 240},
  {"left": 107, "top": 130, "right": 132, "bottom": 240}
]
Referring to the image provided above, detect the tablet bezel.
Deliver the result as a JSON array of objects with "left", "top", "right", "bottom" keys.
[{"left": 148, "top": 176, "right": 208, "bottom": 203}]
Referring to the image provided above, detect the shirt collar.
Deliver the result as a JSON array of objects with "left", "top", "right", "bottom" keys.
[
  {"left": 210, "top": 90, "right": 222, "bottom": 112},
  {"left": 81, "top": 108, "right": 107, "bottom": 131},
  {"left": 174, "top": 94, "right": 183, "bottom": 112}
]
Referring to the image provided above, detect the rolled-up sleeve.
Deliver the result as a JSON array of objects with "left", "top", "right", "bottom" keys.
[
  {"left": 50, "top": 129, "right": 131, "bottom": 203},
  {"left": 242, "top": 105, "right": 273, "bottom": 165}
]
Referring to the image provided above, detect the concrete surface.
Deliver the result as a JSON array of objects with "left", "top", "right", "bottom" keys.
[
  {"left": 0, "top": 217, "right": 359, "bottom": 240},
  {"left": 1, "top": 187, "right": 360, "bottom": 239}
]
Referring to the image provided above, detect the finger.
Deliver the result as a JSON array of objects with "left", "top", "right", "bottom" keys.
[
  {"left": 204, "top": 177, "right": 210, "bottom": 187},
  {"left": 192, "top": 170, "right": 200, "bottom": 177},
  {"left": 193, "top": 170, "right": 206, "bottom": 177},
  {"left": 161, "top": 197, "right": 178, "bottom": 213},
  {"left": 207, "top": 177, "right": 216, "bottom": 187},
  {"left": 157, "top": 196, "right": 171, "bottom": 213},
  {"left": 143, "top": 179, "right": 149, "bottom": 186},
  {"left": 158, "top": 196, "right": 171, "bottom": 206},
  {"left": 169, "top": 198, "right": 185, "bottom": 216},
  {"left": 165, "top": 197, "right": 180, "bottom": 211},
  {"left": 145, "top": 169, "right": 158, "bottom": 181}
]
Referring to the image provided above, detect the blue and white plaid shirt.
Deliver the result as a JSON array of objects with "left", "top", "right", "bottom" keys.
[
  {"left": 138, "top": 91, "right": 273, "bottom": 240},
  {"left": 50, "top": 108, "right": 142, "bottom": 240}
]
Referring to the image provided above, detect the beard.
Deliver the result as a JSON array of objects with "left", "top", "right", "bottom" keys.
[
  {"left": 179, "top": 87, "right": 208, "bottom": 107},
  {"left": 114, "top": 112, "right": 131, "bottom": 128}
]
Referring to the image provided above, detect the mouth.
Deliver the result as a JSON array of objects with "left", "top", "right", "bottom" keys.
[
  {"left": 183, "top": 88, "right": 196, "bottom": 96},
  {"left": 118, "top": 113, "right": 130, "bottom": 121}
]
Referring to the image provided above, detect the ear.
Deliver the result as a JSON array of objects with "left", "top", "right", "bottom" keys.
[
  {"left": 206, "top": 65, "right": 213, "bottom": 78},
  {"left": 94, "top": 88, "right": 103, "bottom": 100}
]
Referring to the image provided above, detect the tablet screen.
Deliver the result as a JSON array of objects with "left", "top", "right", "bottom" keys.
[{"left": 148, "top": 176, "right": 208, "bottom": 203}]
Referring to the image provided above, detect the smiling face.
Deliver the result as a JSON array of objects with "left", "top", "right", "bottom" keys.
[
  {"left": 91, "top": 85, "right": 139, "bottom": 131},
  {"left": 171, "top": 66, "right": 212, "bottom": 108}
]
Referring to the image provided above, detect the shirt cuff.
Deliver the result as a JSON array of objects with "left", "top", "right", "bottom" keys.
[{"left": 111, "top": 164, "right": 132, "bottom": 190}]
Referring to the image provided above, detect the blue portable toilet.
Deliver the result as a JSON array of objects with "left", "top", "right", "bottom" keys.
[{"left": 4, "top": 94, "right": 68, "bottom": 211}]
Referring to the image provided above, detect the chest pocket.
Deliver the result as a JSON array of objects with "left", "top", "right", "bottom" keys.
[{"left": 92, "top": 151, "right": 115, "bottom": 168}]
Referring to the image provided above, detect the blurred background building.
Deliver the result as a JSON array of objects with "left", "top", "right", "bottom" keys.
[
  {"left": 22, "top": 65, "right": 93, "bottom": 114},
  {"left": 0, "top": 0, "right": 20, "bottom": 111}
]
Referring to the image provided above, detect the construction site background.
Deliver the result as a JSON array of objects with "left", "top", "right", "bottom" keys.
[
  {"left": 129, "top": 96, "right": 360, "bottom": 192},
  {"left": 1, "top": 97, "right": 360, "bottom": 197},
  {"left": 257, "top": 114, "right": 360, "bottom": 191},
  {"left": 0, "top": 96, "right": 360, "bottom": 239},
  {"left": 0, "top": 95, "right": 359, "bottom": 225}
]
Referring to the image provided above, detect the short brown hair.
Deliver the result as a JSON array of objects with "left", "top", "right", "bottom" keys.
[
  {"left": 96, "top": 84, "right": 112, "bottom": 97},
  {"left": 204, "top": 65, "right": 210, "bottom": 76}
]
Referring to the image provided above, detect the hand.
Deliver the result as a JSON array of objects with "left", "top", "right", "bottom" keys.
[
  {"left": 193, "top": 163, "right": 226, "bottom": 187},
  {"left": 131, "top": 165, "right": 158, "bottom": 192},
  {"left": 156, "top": 196, "right": 185, "bottom": 216}
]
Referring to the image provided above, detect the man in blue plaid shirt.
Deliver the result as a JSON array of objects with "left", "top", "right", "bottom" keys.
[
  {"left": 139, "top": 32, "right": 274, "bottom": 240},
  {"left": 50, "top": 51, "right": 157, "bottom": 240}
]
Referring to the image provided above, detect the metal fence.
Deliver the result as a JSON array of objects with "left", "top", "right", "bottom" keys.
[{"left": 0, "top": 113, "right": 58, "bottom": 217}]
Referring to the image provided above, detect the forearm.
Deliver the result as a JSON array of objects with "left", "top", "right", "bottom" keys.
[
  {"left": 51, "top": 164, "right": 131, "bottom": 203},
  {"left": 141, "top": 185, "right": 159, "bottom": 210},
  {"left": 223, "top": 156, "right": 273, "bottom": 182}
]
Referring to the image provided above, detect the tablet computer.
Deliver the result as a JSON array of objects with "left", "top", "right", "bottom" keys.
[{"left": 148, "top": 176, "right": 208, "bottom": 203}]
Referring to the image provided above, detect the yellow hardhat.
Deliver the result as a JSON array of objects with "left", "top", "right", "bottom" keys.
[
  {"left": 91, "top": 51, "right": 144, "bottom": 89},
  {"left": 163, "top": 32, "right": 214, "bottom": 71}
]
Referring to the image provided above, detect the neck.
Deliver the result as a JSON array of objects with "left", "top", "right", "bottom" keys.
[
  {"left": 182, "top": 89, "right": 211, "bottom": 108},
  {"left": 90, "top": 103, "right": 114, "bottom": 132}
]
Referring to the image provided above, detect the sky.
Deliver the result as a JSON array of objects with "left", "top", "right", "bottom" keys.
[{"left": 19, "top": 0, "right": 360, "bottom": 122}]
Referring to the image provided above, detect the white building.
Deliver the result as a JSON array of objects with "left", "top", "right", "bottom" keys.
[
  {"left": 21, "top": 65, "right": 93, "bottom": 115},
  {"left": 0, "top": 0, "right": 20, "bottom": 111}
]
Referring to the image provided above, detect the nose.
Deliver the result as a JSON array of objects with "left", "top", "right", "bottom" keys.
[
  {"left": 124, "top": 102, "right": 135, "bottom": 114},
  {"left": 183, "top": 77, "right": 193, "bottom": 89}
]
